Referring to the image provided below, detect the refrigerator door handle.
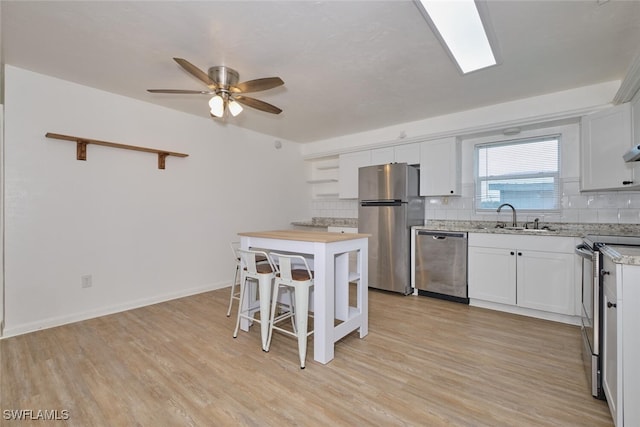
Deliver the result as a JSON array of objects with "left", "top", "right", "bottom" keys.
[{"left": 360, "top": 200, "right": 404, "bottom": 207}]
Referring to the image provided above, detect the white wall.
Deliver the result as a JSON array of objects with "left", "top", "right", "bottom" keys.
[
  {"left": 430, "top": 122, "right": 640, "bottom": 224},
  {"left": 2, "top": 65, "right": 310, "bottom": 337},
  {"left": 304, "top": 80, "right": 640, "bottom": 224},
  {"left": 1, "top": 105, "right": 4, "bottom": 335},
  {"left": 301, "top": 80, "right": 619, "bottom": 158}
]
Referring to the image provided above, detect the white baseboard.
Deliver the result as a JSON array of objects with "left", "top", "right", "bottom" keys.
[
  {"left": 469, "top": 299, "right": 582, "bottom": 326},
  {"left": 1, "top": 281, "right": 231, "bottom": 339}
]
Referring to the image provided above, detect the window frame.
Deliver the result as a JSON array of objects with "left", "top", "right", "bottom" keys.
[{"left": 474, "top": 134, "right": 561, "bottom": 213}]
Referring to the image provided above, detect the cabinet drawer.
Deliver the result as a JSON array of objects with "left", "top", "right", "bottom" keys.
[
  {"left": 328, "top": 226, "right": 358, "bottom": 234},
  {"left": 468, "top": 233, "right": 577, "bottom": 253}
]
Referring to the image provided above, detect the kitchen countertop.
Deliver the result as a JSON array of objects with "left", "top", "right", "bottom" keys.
[
  {"left": 601, "top": 245, "right": 640, "bottom": 266},
  {"left": 413, "top": 222, "right": 579, "bottom": 237},
  {"left": 238, "top": 229, "right": 370, "bottom": 243},
  {"left": 415, "top": 220, "right": 640, "bottom": 238},
  {"left": 292, "top": 218, "right": 640, "bottom": 238},
  {"left": 291, "top": 217, "right": 358, "bottom": 228}
]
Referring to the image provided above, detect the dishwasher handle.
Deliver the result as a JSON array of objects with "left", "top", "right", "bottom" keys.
[{"left": 416, "top": 230, "right": 467, "bottom": 239}]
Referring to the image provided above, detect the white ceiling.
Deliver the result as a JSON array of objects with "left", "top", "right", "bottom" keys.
[{"left": 2, "top": 1, "right": 640, "bottom": 143}]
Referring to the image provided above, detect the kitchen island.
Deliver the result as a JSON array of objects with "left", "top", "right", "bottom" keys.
[{"left": 238, "top": 229, "right": 369, "bottom": 364}]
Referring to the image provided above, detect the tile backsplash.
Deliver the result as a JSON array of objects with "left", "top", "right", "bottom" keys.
[
  {"left": 310, "top": 177, "right": 640, "bottom": 225},
  {"left": 311, "top": 198, "right": 359, "bottom": 219}
]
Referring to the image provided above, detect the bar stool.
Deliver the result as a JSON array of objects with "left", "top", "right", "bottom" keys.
[
  {"left": 233, "top": 249, "right": 294, "bottom": 351},
  {"left": 227, "top": 242, "right": 268, "bottom": 317},
  {"left": 266, "top": 252, "right": 315, "bottom": 369},
  {"left": 226, "top": 242, "right": 242, "bottom": 317}
]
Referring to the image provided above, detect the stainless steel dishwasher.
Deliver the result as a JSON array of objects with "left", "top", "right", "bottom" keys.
[{"left": 414, "top": 230, "right": 468, "bottom": 304}]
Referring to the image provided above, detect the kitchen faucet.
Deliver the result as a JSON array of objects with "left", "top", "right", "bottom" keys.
[{"left": 497, "top": 203, "right": 517, "bottom": 227}]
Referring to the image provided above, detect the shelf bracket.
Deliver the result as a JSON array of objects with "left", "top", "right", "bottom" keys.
[
  {"left": 158, "top": 152, "right": 169, "bottom": 170},
  {"left": 46, "top": 132, "right": 189, "bottom": 170},
  {"left": 77, "top": 140, "right": 88, "bottom": 161}
]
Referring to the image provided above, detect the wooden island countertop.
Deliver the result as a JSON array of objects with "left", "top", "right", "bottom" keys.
[{"left": 238, "top": 229, "right": 370, "bottom": 243}]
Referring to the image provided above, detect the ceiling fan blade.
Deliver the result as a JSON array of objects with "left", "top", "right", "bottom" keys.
[
  {"left": 147, "top": 89, "right": 212, "bottom": 94},
  {"left": 234, "top": 95, "right": 282, "bottom": 114},
  {"left": 231, "top": 77, "right": 284, "bottom": 93},
  {"left": 173, "top": 57, "right": 217, "bottom": 89}
]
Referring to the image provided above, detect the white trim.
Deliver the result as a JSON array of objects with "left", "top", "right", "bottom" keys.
[
  {"left": 614, "top": 51, "right": 640, "bottom": 104},
  {"left": 302, "top": 105, "right": 607, "bottom": 160},
  {"left": 1, "top": 280, "right": 230, "bottom": 339},
  {"left": 470, "top": 299, "right": 581, "bottom": 326}
]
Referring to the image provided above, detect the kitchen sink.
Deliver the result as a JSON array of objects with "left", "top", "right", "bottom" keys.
[
  {"left": 473, "top": 225, "right": 555, "bottom": 232},
  {"left": 503, "top": 226, "right": 555, "bottom": 232}
]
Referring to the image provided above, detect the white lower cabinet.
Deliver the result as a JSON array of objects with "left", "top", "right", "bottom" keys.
[
  {"left": 467, "top": 246, "right": 516, "bottom": 305},
  {"left": 602, "top": 253, "right": 640, "bottom": 427},
  {"left": 468, "top": 233, "right": 578, "bottom": 319},
  {"left": 517, "top": 250, "right": 575, "bottom": 314}
]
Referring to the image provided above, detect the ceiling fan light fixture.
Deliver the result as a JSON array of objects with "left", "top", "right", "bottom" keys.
[
  {"left": 228, "top": 99, "right": 243, "bottom": 117},
  {"left": 209, "top": 94, "right": 225, "bottom": 117},
  {"left": 149, "top": 58, "right": 284, "bottom": 117}
]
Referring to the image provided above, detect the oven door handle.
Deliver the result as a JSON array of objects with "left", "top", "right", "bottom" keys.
[{"left": 575, "top": 243, "right": 594, "bottom": 259}]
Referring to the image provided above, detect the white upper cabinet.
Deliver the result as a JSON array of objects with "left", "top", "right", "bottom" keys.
[
  {"left": 339, "top": 151, "right": 372, "bottom": 199},
  {"left": 370, "top": 147, "right": 394, "bottom": 165},
  {"left": 370, "top": 143, "right": 420, "bottom": 166},
  {"left": 393, "top": 143, "right": 421, "bottom": 165},
  {"left": 419, "top": 137, "right": 461, "bottom": 196},
  {"left": 581, "top": 102, "right": 640, "bottom": 191},
  {"left": 339, "top": 143, "right": 420, "bottom": 199}
]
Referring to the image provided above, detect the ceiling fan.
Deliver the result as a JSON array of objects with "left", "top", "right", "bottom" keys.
[{"left": 147, "top": 58, "right": 284, "bottom": 118}]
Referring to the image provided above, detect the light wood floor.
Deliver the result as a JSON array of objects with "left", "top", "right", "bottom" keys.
[{"left": 1, "top": 289, "right": 612, "bottom": 426}]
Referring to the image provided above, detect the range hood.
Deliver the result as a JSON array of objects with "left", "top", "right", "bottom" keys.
[{"left": 623, "top": 144, "right": 640, "bottom": 162}]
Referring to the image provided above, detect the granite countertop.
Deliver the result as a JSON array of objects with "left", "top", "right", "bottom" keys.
[
  {"left": 413, "top": 222, "right": 579, "bottom": 237},
  {"left": 291, "top": 217, "right": 358, "bottom": 228},
  {"left": 601, "top": 245, "right": 640, "bottom": 266},
  {"left": 413, "top": 220, "right": 640, "bottom": 238},
  {"left": 291, "top": 218, "right": 640, "bottom": 238}
]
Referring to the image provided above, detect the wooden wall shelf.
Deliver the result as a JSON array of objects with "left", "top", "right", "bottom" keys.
[{"left": 45, "top": 132, "right": 189, "bottom": 170}]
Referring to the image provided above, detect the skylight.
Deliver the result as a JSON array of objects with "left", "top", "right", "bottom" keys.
[{"left": 416, "top": 0, "right": 497, "bottom": 74}]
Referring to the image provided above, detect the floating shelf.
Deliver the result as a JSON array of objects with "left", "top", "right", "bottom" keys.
[
  {"left": 316, "top": 165, "right": 339, "bottom": 171},
  {"left": 315, "top": 192, "right": 340, "bottom": 197},
  {"left": 45, "top": 132, "right": 189, "bottom": 170}
]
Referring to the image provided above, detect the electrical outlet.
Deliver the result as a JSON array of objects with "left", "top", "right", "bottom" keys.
[{"left": 81, "top": 274, "right": 93, "bottom": 288}]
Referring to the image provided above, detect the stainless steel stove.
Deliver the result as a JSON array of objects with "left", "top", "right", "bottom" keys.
[{"left": 576, "top": 234, "right": 640, "bottom": 399}]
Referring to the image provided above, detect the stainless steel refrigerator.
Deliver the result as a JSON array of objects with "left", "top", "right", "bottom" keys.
[{"left": 358, "top": 163, "right": 424, "bottom": 295}]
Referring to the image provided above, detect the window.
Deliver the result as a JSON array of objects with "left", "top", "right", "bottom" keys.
[{"left": 475, "top": 136, "right": 560, "bottom": 211}]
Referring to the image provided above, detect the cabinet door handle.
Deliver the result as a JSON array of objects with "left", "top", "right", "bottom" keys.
[
  {"left": 623, "top": 181, "right": 634, "bottom": 185},
  {"left": 607, "top": 301, "right": 617, "bottom": 308},
  {"left": 510, "top": 251, "right": 515, "bottom": 255},
  {"left": 601, "top": 270, "right": 610, "bottom": 276},
  {"left": 517, "top": 252, "right": 522, "bottom": 256}
]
